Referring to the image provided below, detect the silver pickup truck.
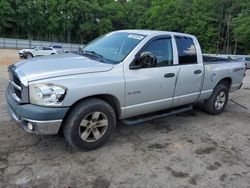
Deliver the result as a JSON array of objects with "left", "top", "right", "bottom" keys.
[{"left": 6, "top": 30, "right": 246, "bottom": 150}]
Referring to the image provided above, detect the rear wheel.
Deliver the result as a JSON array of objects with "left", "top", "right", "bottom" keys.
[
  {"left": 63, "top": 98, "right": 116, "bottom": 150},
  {"left": 204, "top": 84, "right": 229, "bottom": 114}
]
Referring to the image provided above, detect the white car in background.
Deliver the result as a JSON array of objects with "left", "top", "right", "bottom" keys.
[{"left": 19, "top": 46, "right": 58, "bottom": 59}]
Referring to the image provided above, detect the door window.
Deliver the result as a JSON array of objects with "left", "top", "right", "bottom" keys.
[
  {"left": 141, "top": 38, "right": 173, "bottom": 67},
  {"left": 175, "top": 36, "right": 197, "bottom": 65},
  {"left": 43, "top": 47, "right": 53, "bottom": 50}
]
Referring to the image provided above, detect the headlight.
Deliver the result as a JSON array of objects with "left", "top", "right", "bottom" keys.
[{"left": 29, "top": 83, "right": 67, "bottom": 107}]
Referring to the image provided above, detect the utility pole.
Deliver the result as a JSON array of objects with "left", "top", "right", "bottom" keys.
[
  {"left": 226, "top": 12, "right": 231, "bottom": 54},
  {"left": 233, "top": 36, "right": 238, "bottom": 55}
]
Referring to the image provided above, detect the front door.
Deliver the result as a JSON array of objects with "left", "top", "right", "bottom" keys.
[
  {"left": 42, "top": 47, "right": 53, "bottom": 55},
  {"left": 124, "top": 37, "right": 180, "bottom": 118}
]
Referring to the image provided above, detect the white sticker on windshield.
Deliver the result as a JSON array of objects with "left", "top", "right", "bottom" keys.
[{"left": 128, "top": 34, "right": 144, "bottom": 40}]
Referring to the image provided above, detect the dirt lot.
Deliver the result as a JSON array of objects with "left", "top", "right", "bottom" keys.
[{"left": 0, "top": 49, "right": 250, "bottom": 188}]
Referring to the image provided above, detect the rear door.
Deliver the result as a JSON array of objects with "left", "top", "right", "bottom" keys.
[
  {"left": 172, "top": 36, "right": 204, "bottom": 106},
  {"left": 41, "top": 47, "right": 53, "bottom": 55}
]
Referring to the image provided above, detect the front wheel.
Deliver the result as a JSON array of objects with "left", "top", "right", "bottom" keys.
[
  {"left": 63, "top": 98, "right": 116, "bottom": 150},
  {"left": 204, "top": 84, "right": 229, "bottom": 114},
  {"left": 26, "top": 53, "right": 33, "bottom": 59}
]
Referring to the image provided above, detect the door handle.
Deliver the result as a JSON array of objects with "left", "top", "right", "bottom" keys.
[
  {"left": 194, "top": 70, "right": 202, "bottom": 74},
  {"left": 164, "top": 73, "right": 175, "bottom": 78}
]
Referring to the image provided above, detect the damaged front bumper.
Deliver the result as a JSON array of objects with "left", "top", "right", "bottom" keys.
[{"left": 6, "top": 87, "right": 69, "bottom": 135}]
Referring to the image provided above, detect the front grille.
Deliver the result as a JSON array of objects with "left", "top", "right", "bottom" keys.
[
  {"left": 8, "top": 65, "right": 29, "bottom": 103},
  {"left": 12, "top": 73, "right": 21, "bottom": 86},
  {"left": 14, "top": 88, "right": 22, "bottom": 99}
]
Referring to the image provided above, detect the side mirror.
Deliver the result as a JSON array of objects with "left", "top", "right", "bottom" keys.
[
  {"left": 129, "top": 57, "right": 143, "bottom": 70},
  {"left": 140, "top": 52, "right": 157, "bottom": 68},
  {"left": 129, "top": 52, "right": 157, "bottom": 70}
]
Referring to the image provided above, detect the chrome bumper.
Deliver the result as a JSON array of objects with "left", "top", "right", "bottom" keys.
[{"left": 7, "top": 103, "right": 62, "bottom": 135}]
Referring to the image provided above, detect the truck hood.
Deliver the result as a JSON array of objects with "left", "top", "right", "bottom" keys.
[
  {"left": 19, "top": 49, "right": 32, "bottom": 53},
  {"left": 15, "top": 54, "right": 113, "bottom": 81}
]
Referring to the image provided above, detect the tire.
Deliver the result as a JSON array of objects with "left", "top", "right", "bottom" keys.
[
  {"left": 63, "top": 98, "right": 116, "bottom": 150},
  {"left": 26, "top": 53, "right": 33, "bottom": 59},
  {"left": 51, "top": 53, "right": 55, "bottom": 55},
  {"left": 204, "top": 84, "right": 229, "bottom": 115}
]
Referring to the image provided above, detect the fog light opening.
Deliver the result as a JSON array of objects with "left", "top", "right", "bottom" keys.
[{"left": 27, "top": 122, "right": 34, "bottom": 131}]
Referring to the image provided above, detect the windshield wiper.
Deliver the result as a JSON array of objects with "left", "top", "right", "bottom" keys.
[
  {"left": 82, "top": 50, "right": 115, "bottom": 64},
  {"left": 84, "top": 50, "right": 104, "bottom": 59}
]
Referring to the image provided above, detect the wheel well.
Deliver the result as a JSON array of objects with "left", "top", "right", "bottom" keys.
[
  {"left": 58, "top": 94, "right": 122, "bottom": 135},
  {"left": 68, "top": 94, "right": 121, "bottom": 119},
  {"left": 217, "top": 77, "right": 232, "bottom": 89},
  {"left": 26, "top": 52, "right": 33, "bottom": 56}
]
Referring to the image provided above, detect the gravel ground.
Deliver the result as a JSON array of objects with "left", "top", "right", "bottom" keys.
[{"left": 0, "top": 49, "right": 250, "bottom": 188}]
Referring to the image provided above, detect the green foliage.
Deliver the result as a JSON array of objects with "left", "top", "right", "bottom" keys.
[
  {"left": 0, "top": 0, "right": 250, "bottom": 54},
  {"left": 99, "top": 18, "right": 113, "bottom": 35},
  {"left": 0, "top": 0, "right": 14, "bottom": 30},
  {"left": 232, "top": 0, "right": 250, "bottom": 54},
  {"left": 233, "top": 14, "right": 250, "bottom": 44},
  {"left": 185, "top": 0, "right": 219, "bottom": 52}
]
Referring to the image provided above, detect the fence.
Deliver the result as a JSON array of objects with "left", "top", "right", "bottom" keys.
[{"left": 0, "top": 38, "right": 83, "bottom": 52}]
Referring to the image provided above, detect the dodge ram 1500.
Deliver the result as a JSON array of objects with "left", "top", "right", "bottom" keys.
[{"left": 6, "top": 30, "right": 246, "bottom": 150}]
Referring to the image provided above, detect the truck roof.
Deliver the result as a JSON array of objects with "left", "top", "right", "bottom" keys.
[{"left": 116, "top": 29, "right": 195, "bottom": 38}]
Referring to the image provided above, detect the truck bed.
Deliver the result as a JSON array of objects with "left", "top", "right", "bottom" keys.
[
  {"left": 199, "top": 55, "right": 245, "bottom": 101},
  {"left": 203, "top": 55, "right": 234, "bottom": 64}
]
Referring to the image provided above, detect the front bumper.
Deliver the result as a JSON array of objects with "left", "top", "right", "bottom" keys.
[
  {"left": 6, "top": 88, "right": 69, "bottom": 135},
  {"left": 19, "top": 52, "right": 26, "bottom": 58}
]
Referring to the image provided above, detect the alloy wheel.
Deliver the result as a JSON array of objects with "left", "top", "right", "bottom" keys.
[{"left": 79, "top": 112, "right": 108, "bottom": 142}]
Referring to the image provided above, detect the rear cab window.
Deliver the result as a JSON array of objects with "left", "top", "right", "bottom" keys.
[{"left": 175, "top": 36, "right": 197, "bottom": 65}]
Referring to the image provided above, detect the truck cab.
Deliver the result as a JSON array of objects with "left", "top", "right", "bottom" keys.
[{"left": 123, "top": 32, "right": 204, "bottom": 117}]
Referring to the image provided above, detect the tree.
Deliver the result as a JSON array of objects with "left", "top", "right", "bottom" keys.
[
  {"left": 0, "top": 0, "right": 14, "bottom": 36},
  {"left": 232, "top": 0, "right": 250, "bottom": 54},
  {"left": 232, "top": 13, "right": 250, "bottom": 54},
  {"left": 185, "top": 0, "right": 219, "bottom": 53},
  {"left": 99, "top": 18, "right": 113, "bottom": 35},
  {"left": 0, "top": 0, "right": 250, "bottom": 54}
]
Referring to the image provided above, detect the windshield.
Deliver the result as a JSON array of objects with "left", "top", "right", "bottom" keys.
[{"left": 83, "top": 32, "right": 145, "bottom": 64}]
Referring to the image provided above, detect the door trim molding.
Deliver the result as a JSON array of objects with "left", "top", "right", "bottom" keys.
[{"left": 121, "top": 97, "right": 172, "bottom": 110}]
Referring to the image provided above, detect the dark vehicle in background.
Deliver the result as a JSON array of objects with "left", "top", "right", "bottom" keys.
[{"left": 238, "top": 56, "right": 250, "bottom": 69}]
